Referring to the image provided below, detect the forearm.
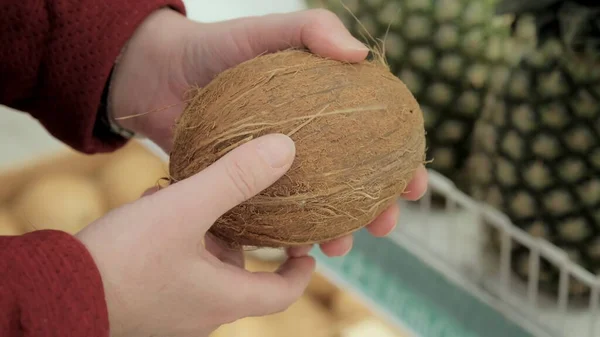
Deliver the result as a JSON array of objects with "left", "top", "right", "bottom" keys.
[
  {"left": 0, "top": 0, "right": 186, "bottom": 154},
  {"left": 0, "top": 230, "right": 109, "bottom": 337}
]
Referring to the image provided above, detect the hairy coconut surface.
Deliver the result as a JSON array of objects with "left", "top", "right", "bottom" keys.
[{"left": 169, "top": 50, "right": 426, "bottom": 248}]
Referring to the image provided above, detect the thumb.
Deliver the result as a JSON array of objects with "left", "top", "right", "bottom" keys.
[
  {"left": 231, "top": 255, "right": 316, "bottom": 317},
  {"left": 187, "top": 9, "right": 369, "bottom": 88},
  {"left": 153, "top": 133, "right": 296, "bottom": 234}
]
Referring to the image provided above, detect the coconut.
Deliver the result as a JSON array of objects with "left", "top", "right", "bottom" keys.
[{"left": 169, "top": 49, "right": 426, "bottom": 248}]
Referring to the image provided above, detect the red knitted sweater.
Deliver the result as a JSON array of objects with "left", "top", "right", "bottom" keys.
[{"left": 0, "top": 0, "right": 186, "bottom": 336}]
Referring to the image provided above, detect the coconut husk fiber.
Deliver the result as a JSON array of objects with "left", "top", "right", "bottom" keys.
[{"left": 169, "top": 49, "right": 426, "bottom": 248}]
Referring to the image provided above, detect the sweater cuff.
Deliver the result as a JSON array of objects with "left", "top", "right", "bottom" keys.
[{"left": 0, "top": 230, "right": 109, "bottom": 337}]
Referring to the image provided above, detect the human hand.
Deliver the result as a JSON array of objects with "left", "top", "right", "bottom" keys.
[
  {"left": 108, "top": 8, "right": 428, "bottom": 256},
  {"left": 77, "top": 134, "right": 315, "bottom": 337}
]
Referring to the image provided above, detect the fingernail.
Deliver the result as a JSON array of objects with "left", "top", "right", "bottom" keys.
[
  {"left": 336, "top": 34, "right": 369, "bottom": 51},
  {"left": 340, "top": 242, "right": 353, "bottom": 256},
  {"left": 287, "top": 245, "right": 313, "bottom": 258},
  {"left": 257, "top": 134, "right": 295, "bottom": 168}
]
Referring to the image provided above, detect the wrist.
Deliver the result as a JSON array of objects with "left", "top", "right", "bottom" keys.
[
  {"left": 76, "top": 227, "right": 131, "bottom": 337},
  {"left": 98, "top": 69, "right": 137, "bottom": 140},
  {"left": 107, "top": 8, "right": 186, "bottom": 146}
]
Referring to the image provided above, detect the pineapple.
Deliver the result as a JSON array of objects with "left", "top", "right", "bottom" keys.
[
  {"left": 305, "top": 0, "right": 513, "bottom": 193},
  {"left": 469, "top": 0, "right": 600, "bottom": 299}
]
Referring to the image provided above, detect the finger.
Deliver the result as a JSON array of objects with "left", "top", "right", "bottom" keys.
[
  {"left": 253, "top": 9, "right": 370, "bottom": 60},
  {"left": 366, "top": 203, "right": 400, "bottom": 237},
  {"left": 319, "top": 234, "right": 353, "bottom": 257},
  {"left": 401, "top": 165, "right": 428, "bottom": 201},
  {"left": 319, "top": 203, "right": 399, "bottom": 255},
  {"left": 204, "top": 233, "right": 245, "bottom": 268},
  {"left": 140, "top": 186, "right": 160, "bottom": 197},
  {"left": 150, "top": 133, "right": 295, "bottom": 233},
  {"left": 238, "top": 256, "right": 316, "bottom": 316},
  {"left": 286, "top": 245, "right": 313, "bottom": 258},
  {"left": 319, "top": 204, "right": 400, "bottom": 255},
  {"left": 207, "top": 9, "right": 369, "bottom": 73}
]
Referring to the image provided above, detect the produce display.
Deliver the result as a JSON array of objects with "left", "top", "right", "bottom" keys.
[
  {"left": 12, "top": 173, "right": 107, "bottom": 234},
  {"left": 169, "top": 49, "right": 426, "bottom": 249},
  {"left": 469, "top": 0, "right": 600, "bottom": 299},
  {"left": 0, "top": 142, "right": 168, "bottom": 236},
  {"left": 97, "top": 144, "right": 169, "bottom": 210}
]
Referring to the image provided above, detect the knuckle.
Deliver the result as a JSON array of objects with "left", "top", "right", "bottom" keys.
[
  {"left": 234, "top": 290, "right": 264, "bottom": 317},
  {"left": 270, "top": 292, "right": 300, "bottom": 314},
  {"left": 306, "top": 8, "right": 340, "bottom": 24},
  {"left": 238, "top": 289, "right": 296, "bottom": 317},
  {"left": 225, "top": 159, "right": 257, "bottom": 201},
  {"left": 271, "top": 299, "right": 294, "bottom": 315},
  {"left": 257, "top": 299, "right": 291, "bottom": 317}
]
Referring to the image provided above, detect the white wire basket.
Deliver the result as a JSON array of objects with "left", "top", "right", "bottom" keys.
[
  {"left": 140, "top": 138, "right": 600, "bottom": 337},
  {"left": 395, "top": 170, "right": 600, "bottom": 337}
]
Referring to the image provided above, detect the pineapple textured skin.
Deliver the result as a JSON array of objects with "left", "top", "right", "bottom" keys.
[{"left": 469, "top": 11, "right": 600, "bottom": 298}]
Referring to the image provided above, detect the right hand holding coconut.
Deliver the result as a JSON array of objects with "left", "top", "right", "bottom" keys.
[
  {"left": 108, "top": 7, "right": 429, "bottom": 257},
  {"left": 76, "top": 134, "right": 316, "bottom": 337}
]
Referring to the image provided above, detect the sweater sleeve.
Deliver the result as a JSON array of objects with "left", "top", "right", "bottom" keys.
[
  {"left": 0, "top": 0, "right": 186, "bottom": 154},
  {"left": 0, "top": 1, "right": 188, "bottom": 335},
  {"left": 0, "top": 230, "right": 109, "bottom": 337}
]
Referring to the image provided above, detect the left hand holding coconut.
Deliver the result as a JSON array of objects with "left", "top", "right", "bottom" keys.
[
  {"left": 108, "top": 7, "right": 428, "bottom": 256},
  {"left": 77, "top": 134, "right": 316, "bottom": 337}
]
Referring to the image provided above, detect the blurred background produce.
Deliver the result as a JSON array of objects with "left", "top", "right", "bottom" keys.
[
  {"left": 0, "top": 141, "right": 168, "bottom": 235},
  {"left": 13, "top": 173, "right": 107, "bottom": 233},
  {"left": 97, "top": 143, "right": 169, "bottom": 209},
  {"left": 469, "top": 0, "right": 600, "bottom": 299},
  {"left": 0, "top": 207, "right": 25, "bottom": 236}
]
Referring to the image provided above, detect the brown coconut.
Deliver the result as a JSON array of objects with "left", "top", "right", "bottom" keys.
[{"left": 169, "top": 49, "right": 426, "bottom": 248}]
